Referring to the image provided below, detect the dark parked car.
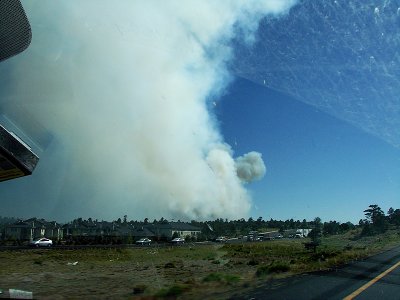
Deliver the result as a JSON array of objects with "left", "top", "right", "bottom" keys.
[
  {"left": 135, "top": 238, "right": 152, "bottom": 245},
  {"left": 215, "top": 236, "right": 228, "bottom": 243}
]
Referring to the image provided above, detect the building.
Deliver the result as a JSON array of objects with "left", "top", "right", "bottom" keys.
[
  {"left": 3, "top": 219, "right": 202, "bottom": 243},
  {"left": 131, "top": 226, "right": 156, "bottom": 241},
  {"left": 145, "top": 222, "right": 201, "bottom": 240},
  {"left": 5, "top": 218, "right": 63, "bottom": 241}
]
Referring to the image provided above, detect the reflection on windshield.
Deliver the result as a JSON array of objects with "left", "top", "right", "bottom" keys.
[{"left": 233, "top": 0, "right": 400, "bottom": 148}]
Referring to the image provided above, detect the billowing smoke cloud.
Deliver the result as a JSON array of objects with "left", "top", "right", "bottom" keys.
[
  {"left": 235, "top": 152, "right": 267, "bottom": 183},
  {"left": 0, "top": 0, "right": 295, "bottom": 221}
]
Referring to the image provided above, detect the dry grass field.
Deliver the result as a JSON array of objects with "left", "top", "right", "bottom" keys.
[{"left": 0, "top": 229, "right": 399, "bottom": 299}]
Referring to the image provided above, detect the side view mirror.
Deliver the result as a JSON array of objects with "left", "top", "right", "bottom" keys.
[
  {"left": 1, "top": 0, "right": 39, "bottom": 182},
  {"left": 0, "top": 0, "right": 32, "bottom": 62},
  {"left": 0, "top": 125, "right": 39, "bottom": 182}
]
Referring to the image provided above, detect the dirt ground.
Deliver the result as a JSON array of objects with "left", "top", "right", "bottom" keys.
[{"left": 0, "top": 245, "right": 256, "bottom": 299}]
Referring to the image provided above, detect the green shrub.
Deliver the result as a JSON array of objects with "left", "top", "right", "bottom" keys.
[
  {"left": 164, "top": 262, "right": 175, "bottom": 268},
  {"left": 33, "top": 259, "right": 43, "bottom": 265},
  {"left": 156, "top": 284, "right": 189, "bottom": 298},
  {"left": 247, "top": 258, "right": 259, "bottom": 266},
  {"left": 132, "top": 284, "right": 147, "bottom": 295},
  {"left": 203, "top": 273, "right": 223, "bottom": 282},
  {"left": 203, "top": 273, "right": 240, "bottom": 284},
  {"left": 223, "top": 274, "right": 240, "bottom": 284},
  {"left": 255, "top": 266, "right": 269, "bottom": 277},
  {"left": 268, "top": 263, "right": 290, "bottom": 273},
  {"left": 256, "top": 263, "right": 290, "bottom": 277},
  {"left": 310, "top": 250, "right": 340, "bottom": 261}
]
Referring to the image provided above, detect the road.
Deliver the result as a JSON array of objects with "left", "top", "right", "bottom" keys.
[
  {"left": 231, "top": 244, "right": 400, "bottom": 300},
  {"left": 0, "top": 241, "right": 216, "bottom": 251}
]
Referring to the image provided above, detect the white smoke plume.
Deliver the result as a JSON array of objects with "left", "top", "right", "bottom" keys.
[
  {"left": 235, "top": 152, "right": 267, "bottom": 183},
  {"left": 0, "top": 0, "right": 295, "bottom": 221}
]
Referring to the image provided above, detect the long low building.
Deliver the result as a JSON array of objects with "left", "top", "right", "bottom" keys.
[
  {"left": 3, "top": 219, "right": 201, "bottom": 242},
  {"left": 144, "top": 222, "right": 202, "bottom": 239}
]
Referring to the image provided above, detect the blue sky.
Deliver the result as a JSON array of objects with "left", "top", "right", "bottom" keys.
[{"left": 217, "top": 77, "right": 400, "bottom": 223}]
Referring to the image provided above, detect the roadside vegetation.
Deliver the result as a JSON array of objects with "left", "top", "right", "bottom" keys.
[{"left": 1, "top": 229, "right": 399, "bottom": 299}]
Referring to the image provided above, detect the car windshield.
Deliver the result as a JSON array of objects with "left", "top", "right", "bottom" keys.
[{"left": 1, "top": 1, "right": 400, "bottom": 299}]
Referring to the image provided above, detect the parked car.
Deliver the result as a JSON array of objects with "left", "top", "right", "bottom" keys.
[
  {"left": 247, "top": 236, "right": 261, "bottom": 242},
  {"left": 135, "top": 238, "right": 152, "bottom": 245},
  {"left": 30, "top": 238, "right": 53, "bottom": 247},
  {"left": 215, "top": 236, "right": 228, "bottom": 243},
  {"left": 265, "top": 234, "right": 283, "bottom": 240},
  {"left": 171, "top": 237, "right": 185, "bottom": 244}
]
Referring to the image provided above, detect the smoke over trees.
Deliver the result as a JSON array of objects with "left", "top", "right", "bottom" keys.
[
  {"left": 235, "top": 152, "right": 266, "bottom": 183},
  {"left": 0, "top": 1, "right": 296, "bottom": 221}
]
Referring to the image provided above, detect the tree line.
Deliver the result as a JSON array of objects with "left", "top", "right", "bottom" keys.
[
  {"left": 1, "top": 204, "right": 398, "bottom": 241},
  {"left": 359, "top": 204, "right": 400, "bottom": 236}
]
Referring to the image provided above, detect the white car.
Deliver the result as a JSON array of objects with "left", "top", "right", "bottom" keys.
[
  {"left": 215, "top": 236, "right": 228, "bottom": 243},
  {"left": 30, "top": 238, "right": 53, "bottom": 247},
  {"left": 135, "top": 238, "right": 152, "bottom": 245},
  {"left": 171, "top": 237, "right": 185, "bottom": 244}
]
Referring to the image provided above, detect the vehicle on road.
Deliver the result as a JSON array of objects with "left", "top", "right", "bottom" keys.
[
  {"left": 135, "top": 238, "right": 151, "bottom": 245},
  {"left": 215, "top": 236, "right": 228, "bottom": 243},
  {"left": 247, "top": 236, "right": 261, "bottom": 242},
  {"left": 30, "top": 238, "right": 53, "bottom": 247},
  {"left": 171, "top": 237, "right": 185, "bottom": 244}
]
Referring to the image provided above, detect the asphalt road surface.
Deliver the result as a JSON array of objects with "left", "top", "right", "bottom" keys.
[{"left": 231, "top": 244, "right": 400, "bottom": 300}]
